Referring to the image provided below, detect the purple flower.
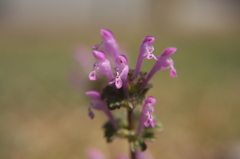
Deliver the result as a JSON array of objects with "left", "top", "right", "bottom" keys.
[
  {"left": 92, "top": 30, "right": 129, "bottom": 96},
  {"left": 93, "top": 29, "right": 120, "bottom": 61},
  {"left": 137, "top": 97, "right": 157, "bottom": 135},
  {"left": 86, "top": 91, "right": 117, "bottom": 128},
  {"left": 86, "top": 147, "right": 105, "bottom": 159},
  {"left": 133, "top": 36, "right": 157, "bottom": 79},
  {"left": 109, "top": 71, "right": 122, "bottom": 89},
  {"left": 89, "top": 50, "right": 114, "bottom": 81},
  {"left": 109, "top": 55, "right": 129, "bottom": 97},
  {"left": 142, "top": 47, "right": 177, "bottom": 88},
  {"left": 109, "top": 55, "right": 129, "bottom": 88}
]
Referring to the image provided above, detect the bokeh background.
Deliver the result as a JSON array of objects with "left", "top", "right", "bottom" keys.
[{"left": 0, "top": 0, "right": 240, "bottom": 159}]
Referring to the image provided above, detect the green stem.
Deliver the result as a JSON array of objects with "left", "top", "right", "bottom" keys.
[{"left": 128, "top": 110, "right": 136, "bottom": 159}]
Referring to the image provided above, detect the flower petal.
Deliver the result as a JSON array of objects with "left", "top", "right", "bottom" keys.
[
  {"left": 115, "top": 76, "right": 123, "bottom": 89},
  {"left": 100, "top": 29, "right": 114, "bottom": 40},
  {"left": 88, "top": 108, "right": 94, "bottom": 119},
  {"left": 89, "top": 70, "right": 98, "bottom": 80},
  {"left": 161, "top": 47, "right": 177, "bottom": 57},
  {"left": 92, "top": 50, "right": 107, "bottom": 61},
  {"left": 170, "top": 67, "right": 177, "bottom": 78},
  {"left": 115, "top": 55, "right": 128, "bottom": 66},
  {"left": 155, "top": 57, "right": 172, "bottom": 70},
  {"left": 145, "top": 96, "right": 156, "bottom": 105},
  {"left": 142, "top": 36, "right": 155, "bottom": 45},
  {"left": 85, "top": 91, "right": 101, "bottom": 100}
]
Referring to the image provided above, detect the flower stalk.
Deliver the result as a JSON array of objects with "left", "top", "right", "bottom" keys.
[{"left": 128, "top": 109, "right": 136, "bottom": 159}]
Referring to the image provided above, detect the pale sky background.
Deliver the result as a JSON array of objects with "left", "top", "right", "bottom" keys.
[{"left": 0, "top": 0, "right": 239, "bottom": 33}]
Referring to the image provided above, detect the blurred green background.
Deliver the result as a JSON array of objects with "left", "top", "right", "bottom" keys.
[{"left": 0, "top": 0, "right": 240, "bottom": 159}]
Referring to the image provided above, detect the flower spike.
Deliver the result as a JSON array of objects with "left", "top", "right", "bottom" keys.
[
  {"left": 133, "top": 36, "right": 157, "bottom": 79},
  {"left": 142, "top": 47, "right": 177, "bottom": 88},
  {"left": 83, "top": 29, "right": 178, "bottom": 155}
]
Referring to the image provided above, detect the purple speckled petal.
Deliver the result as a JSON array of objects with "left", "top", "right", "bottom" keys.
[
  {"left": 142, "top": 36, "right": 155, "bottom": 45},
  {"left": 110, "top": 55, "right": 129, "bottom": 91},
  {"left": 145, "top": 96, "right": 156, "bottom": 105},
  {"left": 116, "top": 55, "right": 128, "bottom": 66},
  {"left": 115, "top": 73, "right": 123, "bottom": 89},
  {"left": 89, "top": 70, "right": 98, "bottom": 80}
]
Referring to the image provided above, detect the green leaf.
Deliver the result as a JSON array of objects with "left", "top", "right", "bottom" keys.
[
  {"left": 103, "top": 120, "right": 117, "bottom": 143},
  {"left": 117, "top": 128, "right": 130, "bottom": 137},
  {"left": 142, "top": 131, "right": 156, "bottom": 142},
  {"left": 101, "top": 85, "right": 125, "bottom": 110},
  {"left": 101, "top": 70, "right": 153, "bottom": 111},
  {"left": 130, "top": 140, "right": 147, "bottom": 152},
  {"left": 144, "top": 122, "right": 163, "bottom": 132},
  {"left": 138, "top": 122, "right": 163, "bottom": 142},
  {"left": 130, "top": 141, "right": 137, "bottom": 152},
  {"left": 138, "top": 141, "right": 147, "bottom": 151}
]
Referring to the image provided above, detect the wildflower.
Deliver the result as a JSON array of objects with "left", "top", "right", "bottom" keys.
[
  {"left": 91, "top": 30, "right": 129, "bottom": 95},
  {"left": 142, "top": 47, "right": 177, "bottom": 88},
  {"left": 93, "top": 29, "right": 120, "bottom": 61},
  {"left": 89, "top": 50, "right": 114, "bottom": 81},
  {"left": 137, "top": 97, "right": 157, "bottom": 135},
  {"left": 86, "top": 91, "right": 117, "bottom": 128},
  {"left": 82, "top": 29, "right": 178, "bottom": 157},
  {"left": 109, "top": 55, "right": 129, "bottom": 89},
  {"left": 133, "top": 36, "right": 157, "bottom": 79}
]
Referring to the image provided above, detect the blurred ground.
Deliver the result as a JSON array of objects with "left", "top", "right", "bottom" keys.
[{"left": 0, "top": 1, "right": 240, "bottom": 159}]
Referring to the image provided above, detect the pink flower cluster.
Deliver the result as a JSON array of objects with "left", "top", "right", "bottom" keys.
[{"left": 86, "top": 29, "right": 177, "bottom": 130}]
